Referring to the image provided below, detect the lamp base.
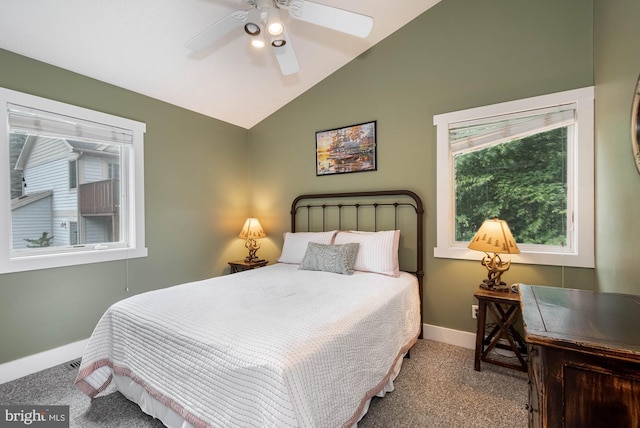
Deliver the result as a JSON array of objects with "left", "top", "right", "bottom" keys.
[
  {"left": 244, "top": 238, "right": 261, "bottom": 263},
  {"left": 478, "top": 252, "right": 512, "bottom": 292},
  {"left": 244, "top": 255, "right": 261, "bottom": 263},
  {"left": 479, "top": 279, "right": 510, "bottom": 292}
]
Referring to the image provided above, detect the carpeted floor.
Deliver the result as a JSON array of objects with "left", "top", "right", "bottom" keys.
[{"left": 0, "top": 339, "right": 528, "bottom": 427}]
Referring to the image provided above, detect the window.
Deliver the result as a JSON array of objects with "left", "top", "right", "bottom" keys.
[
  {"left": 108, "top": 162, "right": 120, "bottom": 180},
  {"left": 69, "top": 159, "right": 77, "bottom": 189},
  {"left": 69, "top": 221, "right": 78, "bottom": 246},
  {"left": 433, "top": 87, "right": 594, "bottom": 268},
  {"left": 0, "top": 87, "right": 147, "bottom": 273}
]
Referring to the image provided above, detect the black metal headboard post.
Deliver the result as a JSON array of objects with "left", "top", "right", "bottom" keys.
[{"left": 291, "top": 190, "right": 424, "bottom": 337}]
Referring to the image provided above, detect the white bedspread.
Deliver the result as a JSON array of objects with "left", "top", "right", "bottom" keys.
[{"left": 75, "top": 263, "right": 420, "bottom": 428}]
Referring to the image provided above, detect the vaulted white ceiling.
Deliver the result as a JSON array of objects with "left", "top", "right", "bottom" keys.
[{"left": 0, "top": 0, "right": 440, "bottom": 129}]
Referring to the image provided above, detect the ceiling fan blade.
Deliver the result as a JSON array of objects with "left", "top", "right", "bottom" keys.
[
  {"left": 185, "top": 10, "right": 248, "bottom": 51},
  {"left": 273, "top": 31, "right": 300, "bottom": 75},
  {"left": 288, "top": 0, "right": 373, "bottom": 38}
]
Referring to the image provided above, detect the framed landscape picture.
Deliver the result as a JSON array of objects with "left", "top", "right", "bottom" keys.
[{"left": 316, "top": 121, "right": 377, "bottom": 176}]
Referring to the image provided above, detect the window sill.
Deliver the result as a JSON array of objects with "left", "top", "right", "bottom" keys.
[
  {"left": 0, "top": 246, "right": 148, "bottom": 274},
  {"left": 434, "top": 246, "right": 594, "bottom": 268}
]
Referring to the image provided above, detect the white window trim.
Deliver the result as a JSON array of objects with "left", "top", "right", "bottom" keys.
[
  {"left": 433, "top": 87, "right": 594, "bottom": 268},
  {"left": 0, "top": 87, "right": 147, "bottom": 273}
]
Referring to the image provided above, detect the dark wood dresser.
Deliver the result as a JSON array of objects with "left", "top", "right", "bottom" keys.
[{"left": 519, "top": 284, "right": 640, "bottom": 428}]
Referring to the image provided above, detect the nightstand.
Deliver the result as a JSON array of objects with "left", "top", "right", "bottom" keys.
[
  {"left": 228, "top": 259, "right": 268, "bottom": 273},
  {"left": 474, "top": 286, "right": 527, "bottom": 372}
]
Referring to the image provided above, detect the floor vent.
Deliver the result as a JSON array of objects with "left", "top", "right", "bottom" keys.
[{"left": 65, "top": 359, "right": 82, "bottom": 370}]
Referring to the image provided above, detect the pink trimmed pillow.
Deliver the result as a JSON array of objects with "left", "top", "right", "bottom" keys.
[
  {"left": 333, "top": 230, "right": 400, "bottom": 277},
  {"left": 277, "top": 231, "right": 338, "bottom": 264}
]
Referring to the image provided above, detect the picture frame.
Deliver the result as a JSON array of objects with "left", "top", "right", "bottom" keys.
[{"left": 316, "top": 121, "right": 377, "bottom": 176}]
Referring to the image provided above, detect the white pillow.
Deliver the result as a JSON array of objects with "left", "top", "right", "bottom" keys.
[
  {"left": 333, "top": 230, "right": 400, "bottom": 277},
  {"left": 277, "top": 231, "right": 338, "bottom": 264}
]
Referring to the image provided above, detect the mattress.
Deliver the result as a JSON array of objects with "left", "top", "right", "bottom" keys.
[{"left": 75, "top": 263, "right": 421, "bottom": 427}]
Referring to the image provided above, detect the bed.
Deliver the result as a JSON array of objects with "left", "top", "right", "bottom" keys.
[{"left": 75, "top": 190, "right": 425, "bottom": 428}]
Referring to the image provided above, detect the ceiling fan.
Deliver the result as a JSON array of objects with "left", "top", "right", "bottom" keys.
[{"left": 185, "top": 0, "right": 374, "bottom": 76}]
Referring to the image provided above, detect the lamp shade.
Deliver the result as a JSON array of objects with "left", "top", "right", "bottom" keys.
[
  {"left": 468, "top": 218, "right": 520, "bottom": 254},
  {"left": 239, "top": 218, "right": 266, "bottom": 240}
]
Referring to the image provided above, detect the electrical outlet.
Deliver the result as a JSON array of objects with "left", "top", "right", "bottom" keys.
[{"left": 471, "top": 304, "right": 479, "bottom": 319}]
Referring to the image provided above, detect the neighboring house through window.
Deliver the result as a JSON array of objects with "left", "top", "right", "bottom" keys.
[
  {"left": 0, "top": 87, "right": 147, "bottom": 273},
  {"left": 433, "top": 87, "right": 594, "bottom": 268}
]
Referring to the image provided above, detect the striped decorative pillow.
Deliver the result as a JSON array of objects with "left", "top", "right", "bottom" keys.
[{"left": 333, "top": 230, "right": 400, "bottom": 277}]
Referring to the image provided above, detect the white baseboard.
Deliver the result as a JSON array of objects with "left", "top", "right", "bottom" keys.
[
  {"left": 0, "top": 339, "right": 88, "bottom": 384},
  {"left": 423, "top": 323, "right": 476, "bottom": 350},
  {"left": 0, "top": 324, "right": 474, "bottom": 385}
]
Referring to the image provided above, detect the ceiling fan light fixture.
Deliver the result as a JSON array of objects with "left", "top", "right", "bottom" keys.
[
  {"left": 251, "top": 35, "right": 266, "bottom": 49},
  {"left": 245, "top": 22, "right": 261, "bottom": 36},
  {"left": 266, "top": 9, "right": 284, "bottom": 36},
  {"left": 271, "top": 37, "right": 286, "bottom": 47},
  {"left": 244, "top": 9, "right": 261, "bottom": 36}
]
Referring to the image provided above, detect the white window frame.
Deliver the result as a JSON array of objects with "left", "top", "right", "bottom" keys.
[
  {"left": 0, "top": 87, "right": 147, "bottom": 273},
  {"left": 433, "top": 87, "right": 594, "bottom": 268}
]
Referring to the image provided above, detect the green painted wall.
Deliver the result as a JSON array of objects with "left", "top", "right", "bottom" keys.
[
  {"left": 248, "top": 0, "right": 596, "bottom": 333},
  {"left": 593, "top": 0, "right": 640, "bottom": 295},
  {"left": 0, "top": 49, "right": 250, "bottom": 363},
  {"left": 3, "top": 0, "right": 639, "bottom": 365}
]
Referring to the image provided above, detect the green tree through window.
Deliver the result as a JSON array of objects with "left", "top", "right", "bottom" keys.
[{"left": 454, "top": 127, "right": 568, "bottom": 246}]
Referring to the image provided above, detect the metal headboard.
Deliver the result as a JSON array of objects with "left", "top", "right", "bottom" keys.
[{"left": 290, "top": 190, "right": 424, "bottom": 336}]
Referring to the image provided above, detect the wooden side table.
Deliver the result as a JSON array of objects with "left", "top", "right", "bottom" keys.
[
  {"left": 228, "top": 259, "right": 268, "bottom": 273},
  {"left": 474, "top": 286, "right": 527, "bottom": 372}
]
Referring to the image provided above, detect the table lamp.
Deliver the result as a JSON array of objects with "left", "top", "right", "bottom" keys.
[
  {"left": 468, "top": 218, "right": 520, "bottom": 291},
  {"left": 239, "top": 217, "right": 266, "bottom": 263}
]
